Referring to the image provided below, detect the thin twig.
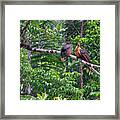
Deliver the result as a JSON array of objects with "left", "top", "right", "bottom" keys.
[
  {"left": 91, "top": 67, "right": 100, "bottom": 75},
  {"left": 71, "top": 22, "right": 81, "bottom": 36}
]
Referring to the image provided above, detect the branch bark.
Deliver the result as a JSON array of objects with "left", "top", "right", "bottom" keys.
[{"left": 20, "top": 42, "right": 100, "bottom": 74}]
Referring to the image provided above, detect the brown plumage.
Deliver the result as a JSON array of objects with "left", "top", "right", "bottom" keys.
[{"left": 75, "top": 42, "right": 90, "bottom": 62}]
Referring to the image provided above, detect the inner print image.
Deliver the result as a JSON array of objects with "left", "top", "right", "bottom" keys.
[{"left": 20, "top": 20, "right": 100, "bottom": 100}]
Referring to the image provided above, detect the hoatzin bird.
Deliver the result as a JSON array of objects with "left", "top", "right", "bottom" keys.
[
  {"left": 74, "top": 42, "right": 90, "bottom": 62},
  {"left": 61, "top": 41, "right": 71, "bottom": 62}
]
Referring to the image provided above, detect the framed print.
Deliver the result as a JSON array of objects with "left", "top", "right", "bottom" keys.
[{"left": 0, "top": 0, "right": 119, "bottom": 119}]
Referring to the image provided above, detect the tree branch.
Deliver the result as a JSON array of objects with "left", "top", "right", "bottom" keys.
[
  {"left": 91, "top": 67, "right": 100, "bottom": 75},
  {"left": 20, "top": 42, "right": 100, "bottom": 70}
]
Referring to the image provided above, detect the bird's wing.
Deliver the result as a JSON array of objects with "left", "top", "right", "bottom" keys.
[{"left": 80, "top": 49, "right": 90, "bottom": 62}]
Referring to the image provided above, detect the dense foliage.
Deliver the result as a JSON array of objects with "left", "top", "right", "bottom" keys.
[{"left": 20, "top": 20, "right": 100, "bottom": 100}]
